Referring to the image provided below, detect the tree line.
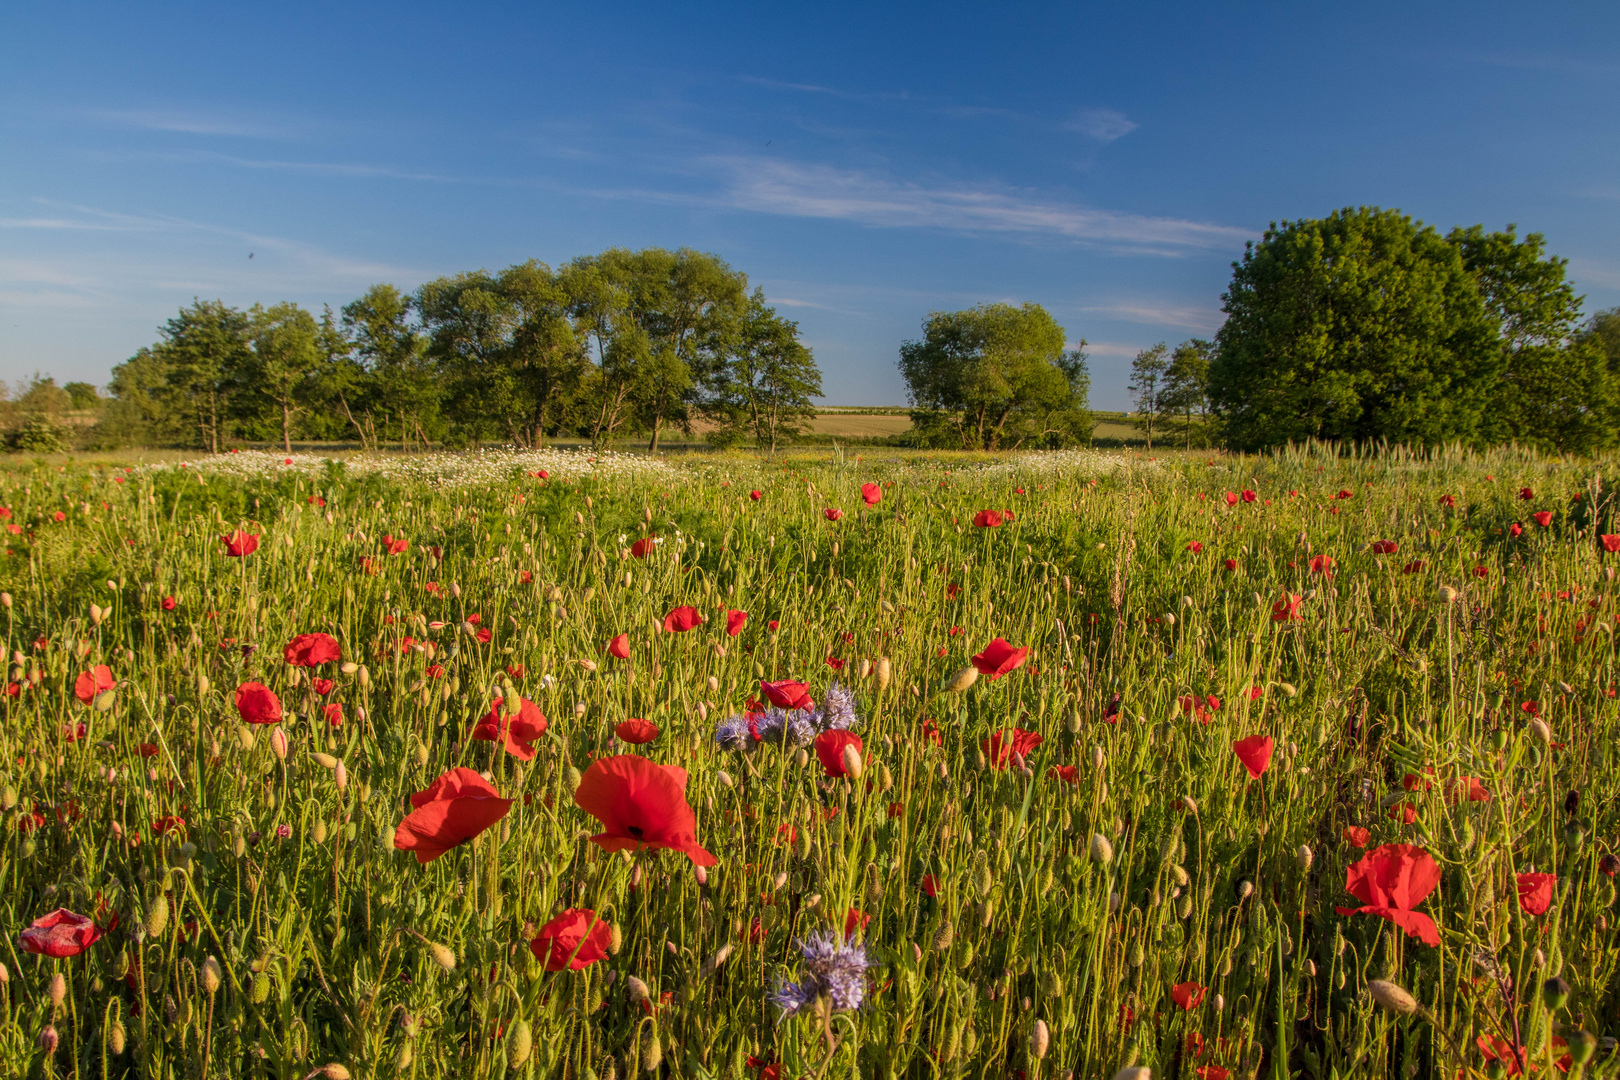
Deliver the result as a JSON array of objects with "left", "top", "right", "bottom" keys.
[{"left": 96, "top": 248, "right": 824, "bottom": 453}]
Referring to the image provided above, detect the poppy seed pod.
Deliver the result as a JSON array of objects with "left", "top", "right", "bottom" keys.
[
  {"left": 1543, "top": 976, "right": 1570, "bottom": 1010},
  {"left": 1367, "top": 980, "right": 1418, "bottom": 1014},
  {"left": 945, "top": 666, "right": 979, "bottom": 693}
]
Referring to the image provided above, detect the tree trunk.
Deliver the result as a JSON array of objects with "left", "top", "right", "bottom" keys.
[
  {"left": 648, "top": 400, "right": 663, "bottom": 453},
  {"left": 282, "top": 399, "right": 293, "bottom": 453}
]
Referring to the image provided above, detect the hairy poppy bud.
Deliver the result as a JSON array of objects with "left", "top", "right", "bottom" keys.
[
  {"left": 507, "top": 1021, "right": 533, "bottom": 1068},
  {"left": 1029, "top": 1018, "right": 1049, "bottom": 1059},
  {"left": 1528, "top": 718, "right": 1552, "bottom": 744},
  {"left": 1367, "top": 979, "right": 1418, "bottom": 1014},
  {"left": 945, "top": 666, "right": 979, "bottom": 693},
  {"left": 334, "top": 761, "right": 348, "bottom": 791},
  {"left": 1092, "top": 745, "right": 1106, "bottom": 771},
  {"left": 842, "top": 744, "right": 864, "bottom": 780},
  {"left": 316, "top": 1066, "right": 352, "bottom": 1080},
  {"left": 1297, "top": 844, "right": 1314, "bottom": 871},
  {"left": 48, "top": 972, "right": 66, "bottom": 1007},
  {"left": 108, "top": 1019, "right": 125, "bottom": 1055},
  {"left": 1543, "top": 976, "right": 1570, "bottom": 1010},
  {"left": 1110, "top": 1069, "right": 1150, "bottom": 1080},
  {"left": 202, "top": 956, "right": 222, "bottom": 994},
  {"left": 38, "top": 1025, "right": 59, "bottom": 1054},
  {"left": 1278, "top": 682, "right": 1298, "bottom": 698},
  {"left": 428, "top": 942, "right": 456, "bottom": 972},
  {"left": 1438, "top": 585, "right": 1458, "bottom": 603},
  {"left": 641, "top": 1029, "right": 662, "bottom": 1072},
  {"left": 1090, "top": 834, "right": 1114, "bottom": 865},
  {"left": 145, "top": 893, "right": 170, "bottom": 938},
  {"left": 716, "top": 770, "right": 733, "bottom": 788},
  {"left": 0, "top": 593, "right": 10, "bottom": 608},
  {"left": 312, "top": 752, "right": 338, "bottom": 769},
  {"left": 271, "top": 728, "right": 288, "bottom": 761},
  {"left": 876, "top": 656, "right": 892, "bottom": 692},
  {"left": 608, "top": 923, "right": 624, "bottom": 955}
]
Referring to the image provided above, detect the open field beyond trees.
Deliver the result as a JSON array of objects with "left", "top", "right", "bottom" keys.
[{"left": 3, "top": 444, "right": 1619, "bottom": 1079}]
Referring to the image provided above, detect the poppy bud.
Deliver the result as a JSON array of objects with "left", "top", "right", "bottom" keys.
[
  {"left": 1090, "top": 834, "right": 1114, "bottom": 864},
  {"left": 1110, "top": 1070, "right": 1149, "bottom": 1080},
  {"left": 1235, "top": 880, "right": 1253, "bottom": 900},
  {"left": 641, "top": 1029, "right": 662, "bottom": 1073},
  {"left": 1569, "top": 1031, "right": 1597, "bottom": 1066},
  {"left": 694, "top": 863, "right": 708, "bottom": 886},
  {"left": 1542, "top": 976, "right": 1570, "bottom": 1010},
  {"left": 0, "top": 962, "right": 7, "bottom": 986},
  {"left": 565, "top": 765, "right": 581, "bottom": 792},
  {"left": 1367, "top": 979, "right": 1418, "bottom": 1014},
  {"left": 1528, "top": 718, "right": 1552, "bottom": 744},
  {"left": 842, "top": 744, "right": 864, "bottom": 779},
  {"left": 90, "top": 603, "right": 104, "bottom": 625},
  {"left": 271, "top": 728, "right": 288, "bottom": 761},
  {"left": 94, "top": 689, "right": 115, "bottom": 712},
  {"left": 334, "top": 761, "right": 348, "bottom": 792},
  {"left": 609, "top": 923, "right": 623, "bottom": 955},
  {"left": 945, "top": 666, "right": 979, "bottom": 693},
  {"left": 1304, "top": 958, "right": 1317, "bottom": 977},
  {"left": 108, "top": 1019, "right": 125, "bottom": 1055},
  {"left": 357, "top": 666, "right": 371, "bottom": 688},
  {"left": 197, "top": 673, "right": 210, "bottom": 696},
  {"left": 1214, "top": 993, "right": 1225, "bottom": 1012},
  {"left": 145, "top": 893, "right": 170, "bottom": 938},
  {"left": 202, "top": 956, "right": 222, "bottom": 994},
  {"left": 428, "top": 942, "right": 456, "bottom": 972},
  {"left": 876, "top": 657, "right": 892, "bottom": 692},
  {"left": 1180, "top": 796, "right": 1198, "bottom": 814},
  {"left": 312, "top": 752, "right": 338, "bottom": 769},
  {"left": 700, "top": 943, "right": 732, "bottom": 978},
  {"left": 507, "top": 1021, "right": 533, "bottom": 1068},
  {"left": 1297, "top": 844, "right": 1313, "bottom": 871},
  {"left": 1029, "top": 1018, "right": 1049, "bottom": 1059},
  {"left": 773, "top": 871, "right": 789, "bottom": 890},
  {"left": 859, "top": 659, "right": 872, "bottom": 679},
  {"left": 341, "top": 661, "right": 358, "bottom": 675},
  {"left": 1092, "top": 745, "right": 1105, "bottom": 771},
  {"left": 48, "top": 971, "right": 66, "bottom": 1007},
  {"left": 1438, "top": 586, "right": 1458, "bottom": 603},
  {"left": 38, "top": 1025, "right": 58, "bottom": 1055},
  {"left": 0, "top": 593, "right": 10, "bottom": 608},
  {"left": 316, "top": 1066, "right": 352, "bottom": 1080}
]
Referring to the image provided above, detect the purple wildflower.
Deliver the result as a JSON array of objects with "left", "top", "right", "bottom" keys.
[{"left": 769, "top": 930, "right": 869, "bottom": 1019}]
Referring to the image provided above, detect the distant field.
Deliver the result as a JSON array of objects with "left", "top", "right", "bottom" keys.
[{"left": 808, "top": 412, "right": 913, "bottom": 437}]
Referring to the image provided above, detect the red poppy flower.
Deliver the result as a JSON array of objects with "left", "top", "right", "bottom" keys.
[
  {"left": 74, "top": 664, "right": 114, "bottom": 704},
  {"left": 1236, "top": 489, "right": 1255, "bottom": 503},
  {"left": 663, "top": 606, "right": 703, "bottom": 633},
  {"left": 615, "top": 718, "right": 660, "bottom": 744},
  {"left": 824, "top": 508, "right": 843, "bottom": 521},
  {"left": 768, "top": 620, "right": 780, "bottom": 631},
  {"left": 1334, "top": 843, "right": 1440, "bottom": 946},
  {"left": 1445, "top": 776, "right": 1489, "bottom": 803},
  {"left": 283, "top": 632, "right": 341, "bottom": 667},
  {"left": 311, "top": 677, "right": 334, "bottom": 696},
  {"left": 1343, "top": 825, "right": 1371, "bottom": 848},
  {"left": 920, "top": 874, "right": 939, "bottom": 898},
  {"left": 1602, "top": 535, "right": 1620, "bottom": 554},
  {"left": 1516, "top": 873, "right": 1556, "bottom": 916},
  {"left": 631, "top": 537, "right": 657, "bottom": 559},
  {"left": 381, "top": 533, "right": 409, "bottom": 555},
  {"left": 861, "top": 483, "right": 882, "bottom": 507},
  {"left": 921, "top": 717, "right": 942, "bottom": 746},
  {"left": 234, "top": 681, "right": 282, "bottom": 725},
  {"left": 1224, "top": 492, "right": 1239, "bottom": 506},
  {"left": 761, "top": 679, "right": 815, "bottom": 711},
  {"left": 472, "top": 696, "right": 549, "bottom": 760},
  {"left": 607, "top": 633, "right": 631, "bottom": 659},
  {"left": 1048, "top": 764, "right": 1080, "bottom": 784},
  {"left": 1518, "top": 487, "right": 1534, "bottom": 500},
  {"left": 971, "top": 637, "right": 1029, "bottom": 679},
  {"left": 1371, "top": 540, "right": 1397, "bottom": 554},
  {"left": 1388, "top": 802, "right": 1418, "bottom": 824},
  {"left": 220, "top": 530, "right": 259, "bottom": 557},
  {"left": 161, "top": 596, "right": 177, "bottom": 611},
  {"left": 1532, "top": 511, "right": 1553, "bottom": 528},
  {"left": 726, "top": 610, "right": 747, "bottom": 636},
  {"left": 972, "top": 509, "right": 1005, "bottom": 528},
  {"left": 1223, "top": 558, "right": 1238, "bottom": 571},
  {"left": 1520, "top": 699, "right": 1540, "bottom": 718},
  {"left": 814, "top": 730, "right": 863, "bottom": 777},
  {"left": 1403, "top": 560, "right": 1426, "bottom": 573},
  {"left": 322, "top": 703, "right": 344, "bottom": 727},
  {"left": 20, "top": 909, "right": 103, "bottom": 958},
  {"left": 1186, "top": 541, "right": 1204, "bottom": 553},
  {"left": 749, "top": 489, "right": 762, "bottom": 501},
  {"left": 393, "top": 768, "right": 513, "bottom": 864},
  {"left": 572, "top": 755, "right": 716, "bottom": 866},
  {"left": 982, "top": 728, "right": 1043, "bottom": 768},
  {"left": 843, "top": 907, "right": 870, "bottom": 937},
  {"left": 1334, "top": 489, "right": 1353, "bottom": 499},
  {"left": 1271, "top": 594, "right": 1302, "bottom": 622},
  {"left": 530, "top": 908, "right": 612, "bottom": 971},
  {"left": 1170, "top": 982, "right": 1206, "bottom": 1010},
  {"left": 1232, "top": 735, "right": 1274, "bottom": 779},
  {"left": 1308, "top": 554, "right": 1335, "bottom": 574},
  {"left": 1474, "top": 565, "right": 1490, "bottom": 579}
]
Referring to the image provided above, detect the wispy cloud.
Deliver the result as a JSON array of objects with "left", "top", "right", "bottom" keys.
[
  {"left": 1569, "top": 258, "right": 1620, "bottom": 292},
  {"left": 173, "top": 151, "right": 461, "bottom": 183},
  {"left": 1456, "top": 52, "right": 1619, "bottom": 78},
  {"left": 1063, "top": 108, "right": 1138, "bottom": 142},
  {"left": 711, "top": 158, "right": 1251, "bottom": 252},
  {"left": 89, "top": 108, "right": 301, "bottom": 139},
  {"left": 738, "top": 75, "right": 861, "bottom": 98},
  {"left": 1080, "top": 301, "right": 1222, "bottom": 332},
  {"left": 1081, "top": 340, "right": 1152, "bottom": 358}
]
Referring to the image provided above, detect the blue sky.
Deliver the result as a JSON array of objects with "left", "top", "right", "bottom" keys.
[{"left": 3, "top": 2, "right": 1618, "bottom": 409}]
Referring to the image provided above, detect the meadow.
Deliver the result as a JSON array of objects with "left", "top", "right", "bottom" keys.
[{"left": 0, "top": 442, "right": 1615, "bottom": 1080}]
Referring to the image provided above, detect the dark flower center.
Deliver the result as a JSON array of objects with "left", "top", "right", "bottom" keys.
[{"left": 627, "top": 825, "right": 644, "bottom": 839}]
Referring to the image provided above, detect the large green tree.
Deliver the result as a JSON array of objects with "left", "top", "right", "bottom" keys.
[
  {"left": 702, "top": 290, "right": 822, "bottom": 452},
  {"left": 242, "top": 302, "right": 323, "bottom": 452},
  {"left": 1159, "top": 338, "right": 1214, "bottom": 449},
  {"left": 1450, "top": 225, "right": 1615, "bottom": 452},
  {"left": 339, "top": 284, "right": 439, "bottom": 450},
  {"left": 1208, "top": 207, "right": 1499, "bottom": 452},
  {"left": 1127, "top": 343, "right": 1170, "bottom": 449},
  {"left": 899, "top": 302, "right": 1093, "bottom": 450},
  {"left": 151, "top": 299, "right": 255, "bottom": 452}
]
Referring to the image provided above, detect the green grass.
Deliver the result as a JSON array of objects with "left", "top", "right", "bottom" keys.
[{"left": 0, "top": 442, "right": 1615, "bottom": 1079}]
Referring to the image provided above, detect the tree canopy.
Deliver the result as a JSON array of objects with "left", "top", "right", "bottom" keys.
[{"left": 898, "top": 302, "right": 1093, "bottom": 450}]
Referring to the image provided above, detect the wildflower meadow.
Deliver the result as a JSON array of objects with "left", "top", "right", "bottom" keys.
[{"left": 3, "top": 443, "right": 1619, "bottom": 1080}]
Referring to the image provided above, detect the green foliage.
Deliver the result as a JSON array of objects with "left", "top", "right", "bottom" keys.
[
  {"left": 1127, "top": 343, "right": 1170, "bottom": 448},
  {"left": 62, "top": 381, "right": 101, "bottom": 411},
  {"left": 7, "top": 414, "right": 66, "bottom": 452},
  {"left": 0, "top": 445, "right": 1613, "bottom": 1078},
  {"left": 1210, "top": 207, "right": 1500, "bottom": 452},
  {"left": 898, "top": 302, "right": 1094, "bottom": 449},
  {"left": 700, "top": 290, "right": 821, "bottom": 452},
  {"left": 1159, "top": 338, "right": 1214, "bottom": 449}
]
